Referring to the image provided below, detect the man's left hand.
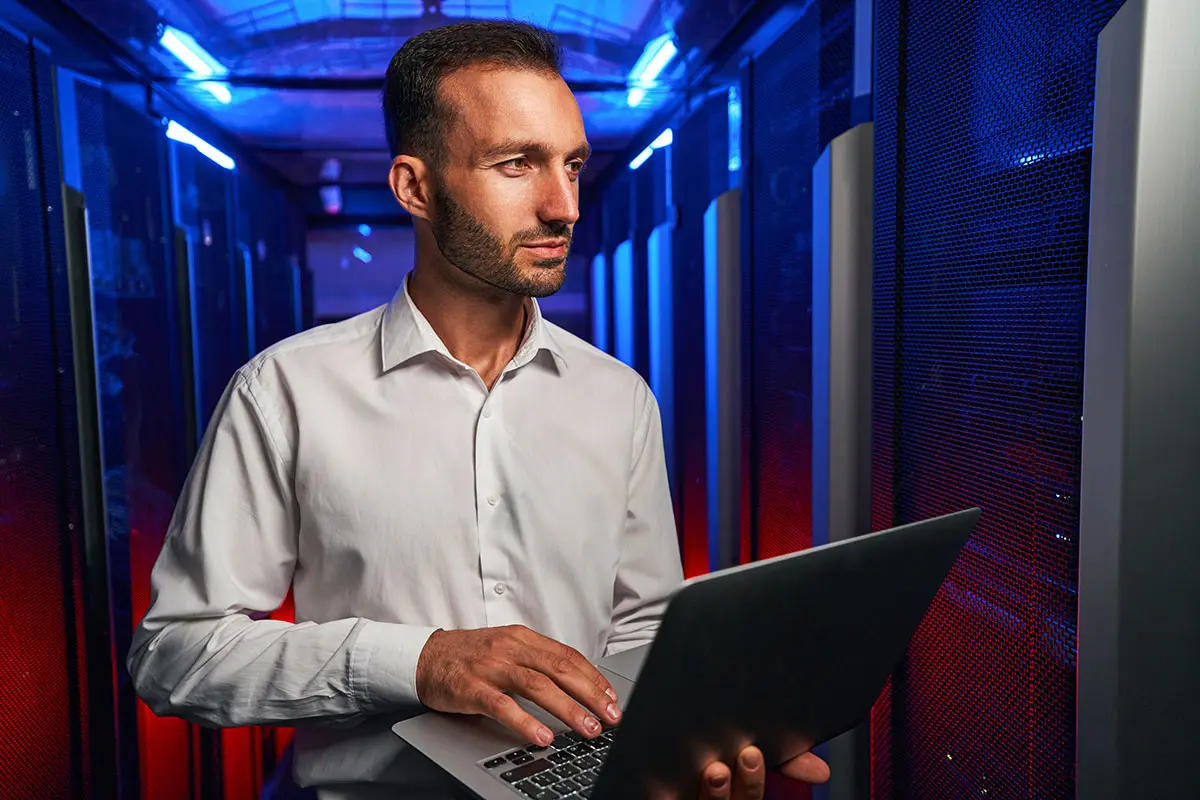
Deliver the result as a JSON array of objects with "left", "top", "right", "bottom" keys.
[{"left": 697, "top": 745, "right": 830, "bottom": 800}]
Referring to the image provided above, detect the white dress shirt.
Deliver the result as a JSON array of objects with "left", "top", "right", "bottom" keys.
[{"left": 127, "top": 275, "right": 684, "bottom": 799}]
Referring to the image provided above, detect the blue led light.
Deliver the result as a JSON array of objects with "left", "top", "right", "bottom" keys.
[
  {"left": 160, "top": 25, "right": 231, "bottom": 105},
  {"left": 613, "top": 241, "right": 634, "bottom": 366},
  {"left": 166, "top": 121, "right": 234, "bottom": 170},
  {"left": 728, "top": 86, "right": 743, "bottom": 173},
  {"left": 629, "top": 128, "right": 674, "bottom": 171},
  {"left": 627, "top": 34, "right": 678, "bottom": 107},
  {"left": 591, "top": 253, "right": 609, "bottom": 352}
]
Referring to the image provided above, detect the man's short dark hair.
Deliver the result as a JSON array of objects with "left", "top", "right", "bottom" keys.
[{"left": 382, "top": 21, "right": 563, "bottom": 166}]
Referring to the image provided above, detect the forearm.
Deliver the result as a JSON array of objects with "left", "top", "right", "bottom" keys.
[{"left": 128, "top": 614, "right": 438, "bottom": 727}]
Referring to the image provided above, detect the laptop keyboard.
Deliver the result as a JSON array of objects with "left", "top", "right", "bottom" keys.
[{"left": 478, "top": 726, "right": 617, "bottom": 798}]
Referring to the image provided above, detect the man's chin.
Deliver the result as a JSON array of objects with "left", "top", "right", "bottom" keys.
[
  {"left": 516, "top": 271, "right": 566, "bottom": 298},
  {"left": 522, "top": 280, "right": 565, "bottom": 299}
]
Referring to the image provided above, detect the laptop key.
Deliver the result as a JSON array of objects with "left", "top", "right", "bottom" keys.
[
  {"left": 575, "top": 756, "right": 600, "bottom": 771},
  {"left": 511, "top": 754, "right": 534, "bottom": 765},
  {"left": 547, "top": 751, "right": 572, "bottom": 765},
  {"left": 501, "top": 759, "right": 554, "bottom": 783},
  {"left": 483, "top": 757, "right": 506, "bottom": 769},
  {"left": 532, "top": 789, "right": 562, "bottom": 800},
  {"left": 514, "top": 779, "right": 541, "bottom": 797}
]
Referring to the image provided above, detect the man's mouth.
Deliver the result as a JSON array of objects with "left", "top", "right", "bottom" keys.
[{"left": 519, "top": 240, "right": 569, "bottom": 259}]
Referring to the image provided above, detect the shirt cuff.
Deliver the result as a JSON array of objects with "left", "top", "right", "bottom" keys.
[{"left": 350, "top": 621, "right": 441, "bottom": 713}]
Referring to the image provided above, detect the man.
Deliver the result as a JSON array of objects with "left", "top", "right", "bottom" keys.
[{"left": 129, "top": 20, "right": 828, "bottom": 800}]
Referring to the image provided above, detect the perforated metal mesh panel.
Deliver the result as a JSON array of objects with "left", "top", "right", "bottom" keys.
[
  {"left": 870, "top": 0, "right": 1125, "bottom": 796},
  {"left": 750, "top": 0, "right": 854, "bottom": 560},
  {"left": 35, "top": 46, "right": 92, "bottom": 798},
  {"left": 0, "top": 30, "right": 76, "bottom": 799},
  {"left": 74, "top": 80, "right": 196, "bottom": 800}
]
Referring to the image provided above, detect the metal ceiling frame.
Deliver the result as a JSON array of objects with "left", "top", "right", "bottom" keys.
[
  {"left": 219, "top": 16, "right": 642, "bottom": 73},
  {"left": 583, "top": 0, "right": 799, "bottom": 201},
  {"left": 14, "top": 0, "right": 297, "bottom": 191},
  {"left": 170, "top": 73, "right": 639, "bottom": 93}
]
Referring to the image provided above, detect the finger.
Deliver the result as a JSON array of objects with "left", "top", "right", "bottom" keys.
[
  {"left": 518, "top": 629, "right": 620, "bottom": 703},
  {"left": 474, "top": 689, "right": 556, "bottom": 747},
  {"left": 506, "top": 666, "right": 607, "bottom": 739},
  {"left": 517, "top": 636, "right": 622, "bottom": 730},
  {"left": 778, "top": 752, "right": 831, "bottom": 784},
  {"left": 699, "top": 761, "right": 732, "bottom": 800},
  {"left": 733, "top": 747, "right": 765, "bottom": 800}
]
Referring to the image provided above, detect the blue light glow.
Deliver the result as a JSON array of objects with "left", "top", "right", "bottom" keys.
[
  {"left": 627, "top": 34, "right": 678, "bottom": 107},
  {"left": 636, "top": 36, "right": 677, "bottom": 83},
  {"left": 1013, "top": 142, "right": 1088, "bottom": 167},
  {"left": 613, "top": 240, "right": 634, "bottom": 366},
  {"left": 728, "top": 85, "right": 743, "bottom": 173},
  {"left": 165, "top": 120, "right": 235, "bottom": 170},
  {"left": 358, "top": 224, "right": 372, "bottom": 237},
  {"left": 160, "top": 25, "right": 231, "bottom": 105},
  {"left": 591, "top": 253, "right": 609, "bottom": 352},
  {"left": 200, "top": 82, "right": 232, "bottom": 105},
  {"left": 630, "top": 128, "right": 674, "bottom": 171},
  {"left": 703, "top": 201, "right": 720, "bottom": 571},
  {"left": 647, "top": 224, "right": 675, "bottom": 486},
  {"left": 353, "top": 246, "right": 372, "bottom": 263}
]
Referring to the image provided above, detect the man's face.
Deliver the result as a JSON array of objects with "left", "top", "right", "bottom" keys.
[{"left": 428, "top": 67, "right": 589, "bottom": 298}]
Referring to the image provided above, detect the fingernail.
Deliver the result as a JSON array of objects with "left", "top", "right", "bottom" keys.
[
  {"left": 537, "top": 727, "right": 553, "bottom": 745},
  {"left": 606, "top": 702, "right": 622, "bottom": 722},
  {"left": 709, "top": 774, "right": 729, "bottom": 789},
  {"left": 604, "top": 686, "right": 618, "bottom": 701},
  {"left": 742, "top": 751, "right": 761, "bottom": 769},
  {"left": 583, "top": 716, "right": 601, "bottom": 734}
]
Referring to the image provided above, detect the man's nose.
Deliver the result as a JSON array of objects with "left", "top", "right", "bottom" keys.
[{"left": 537, "top": 169, "right": 580, "bottom": 226}]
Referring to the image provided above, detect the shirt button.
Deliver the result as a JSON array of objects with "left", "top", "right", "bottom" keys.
[
  {"left": 494, "top": 582, "right": 508, "bottom": 596},
  {"left": 483, "top": 407, "right": 492, "bottom": 419},
  {"left": 487, "top": 493, "right": 500, "bottom": 506}
]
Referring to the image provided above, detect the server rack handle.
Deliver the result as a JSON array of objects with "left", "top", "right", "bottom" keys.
[{"left": 61, "top": 183, "right": 121, "bottom": 797}]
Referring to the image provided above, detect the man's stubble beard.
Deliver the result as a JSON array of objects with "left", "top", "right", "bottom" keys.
[{"left": 430, "top": 185, "right": 570, "bottom": 298}]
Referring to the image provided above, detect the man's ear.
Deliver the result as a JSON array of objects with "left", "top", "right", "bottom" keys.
[{"left": 389, "top": 155, "right": 433, "bottom": 220}]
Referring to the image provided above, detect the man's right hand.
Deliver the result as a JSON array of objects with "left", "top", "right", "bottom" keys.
[{"left": 414, "top": 625, "right": 623, "bottom": 746}]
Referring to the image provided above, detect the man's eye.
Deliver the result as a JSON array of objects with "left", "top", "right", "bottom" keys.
[
  {"left": 501, "top": 158, "right": 529, "bottom": 170},
  {"left": 567, "top": 161, "right": 587, "bottom": 179}
]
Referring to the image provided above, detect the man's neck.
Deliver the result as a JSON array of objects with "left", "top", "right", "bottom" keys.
[{"left": 407, "top": 263, "right": 529, "bottom": 389}]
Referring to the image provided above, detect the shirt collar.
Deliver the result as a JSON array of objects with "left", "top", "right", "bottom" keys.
[{"left": 380, "top": 273, "right": 568, "bottom": 373}]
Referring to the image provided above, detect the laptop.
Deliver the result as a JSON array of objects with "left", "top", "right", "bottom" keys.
[{"left": 394, "top": 507, "right": 981, "bottom": 799}]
